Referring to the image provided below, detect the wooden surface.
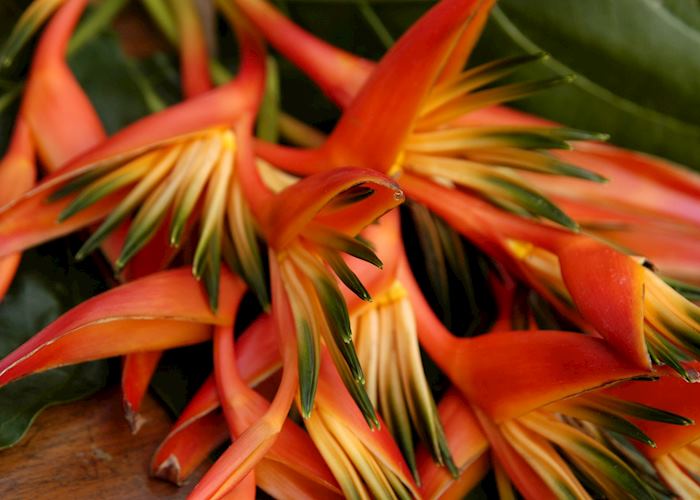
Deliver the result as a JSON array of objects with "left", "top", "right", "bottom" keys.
[{"left": 0, "top": 387, "right": 209, "bottom": 499}]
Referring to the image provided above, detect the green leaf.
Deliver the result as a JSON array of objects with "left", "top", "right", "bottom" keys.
[
  {"left": 0, "top": 240, "right": 109, "bottom": 449},
  {"left": 69, "top": 33, "right": 152, "bottom": 133},
  {"left": 472, "top": 1, "right": 700, "bottom": 169}
]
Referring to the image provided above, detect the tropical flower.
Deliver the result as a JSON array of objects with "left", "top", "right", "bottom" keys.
[
  {"left": 237, "top": 0, "right": 700, "bottom": 242},
  {"left": 238, "top": 0, "right": 609, "bottom": 232},
  {"left": 0, "top": 0, "right": 272, "bottom": 431},
  {"left": 0, "top": 4, "right": 267, "bottom": 311},
  {"left": 260, "top": 167, "right": 403, "bottom": 423},
  {"left": 234, "top": 0, "right": 700, "bottom": 381},
  {"left": 3, "top": 1, "right": 700, "bottom": 499},
  {"left": 400, "top": 245, "right": 697, "bottom": 499},
  {"left": 1, "top": 2, "right": 408, "bottom": 493},
  {"left": 396, "top": 172, "right": 700, "bottom": 382},
  {"left": 0, "top": 180, "right": 403, "bottom": 499}
]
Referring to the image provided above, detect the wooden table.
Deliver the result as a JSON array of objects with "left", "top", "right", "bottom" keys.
[{"left": 0, "top": 387, "right": 209, "bottom": 499}]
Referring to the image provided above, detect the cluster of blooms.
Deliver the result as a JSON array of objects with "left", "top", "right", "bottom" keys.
[{"left": 2, "top": 0, "right": 700, "bottom": 498}]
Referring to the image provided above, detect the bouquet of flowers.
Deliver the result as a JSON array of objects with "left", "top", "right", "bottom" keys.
[{"left": 1, "top": 0, "right": 699, "bottom": 498}]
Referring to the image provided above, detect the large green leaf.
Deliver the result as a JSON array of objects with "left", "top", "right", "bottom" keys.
[
  {"left": 0, "top": 241, "right": 109, "bottom": 448},
  {"left": 472, "top": 0, "right": 700, "bottom": 169}
]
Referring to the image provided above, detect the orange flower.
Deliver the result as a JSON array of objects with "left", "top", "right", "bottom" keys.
[
  {"left": 403, "top": 173, "right": 700, "bottom": 378},
  {"left": 400, "top": 241, "right": 695, "bottom": 498},
  {"left": 0, "top": 6, "right": 267, "bottom": 310},
  {"left": 240, "top": 0, "right": 611, "bottom": 232},
  {"left": 237, "top": 0, "right": 700, "bottom": 238}
]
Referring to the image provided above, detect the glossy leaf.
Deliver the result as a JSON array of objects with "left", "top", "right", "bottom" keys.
[
  {"left": 473, "top": 0, "right": 700, "bottom": 169},
  {"left": 0, "top": 242, "right": 107, "bottom": 448}
]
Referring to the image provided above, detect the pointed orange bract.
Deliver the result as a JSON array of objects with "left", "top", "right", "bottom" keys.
[
  {"left": 557, "top": 237, "right": 648, "bottom": 368},
  {"left": 436, "top": 0, "right": 495, "bottom": 83},
  {"left": 121, "top": 350, "right": 163, "bottom": 433},
  {"left": 0, "top": 268, "right": 245, "bottom": 386},
  {"left": 19, "top": 0, "right": 105, "bottom": 171},
  {"left": 320, "top": 0, "right": 485, "bottom": 172},
  {"left": 236, "top": 0, "right": 373, "bottom": 107},
  {"left": 454, "top": 330, "right": 647, "bottom": 422},
  {"left": 172, "top": 0, "right": 212, "bottom": 98},
  {"left": 399, "top": 256, "right": 647, "bottom": 422}
]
